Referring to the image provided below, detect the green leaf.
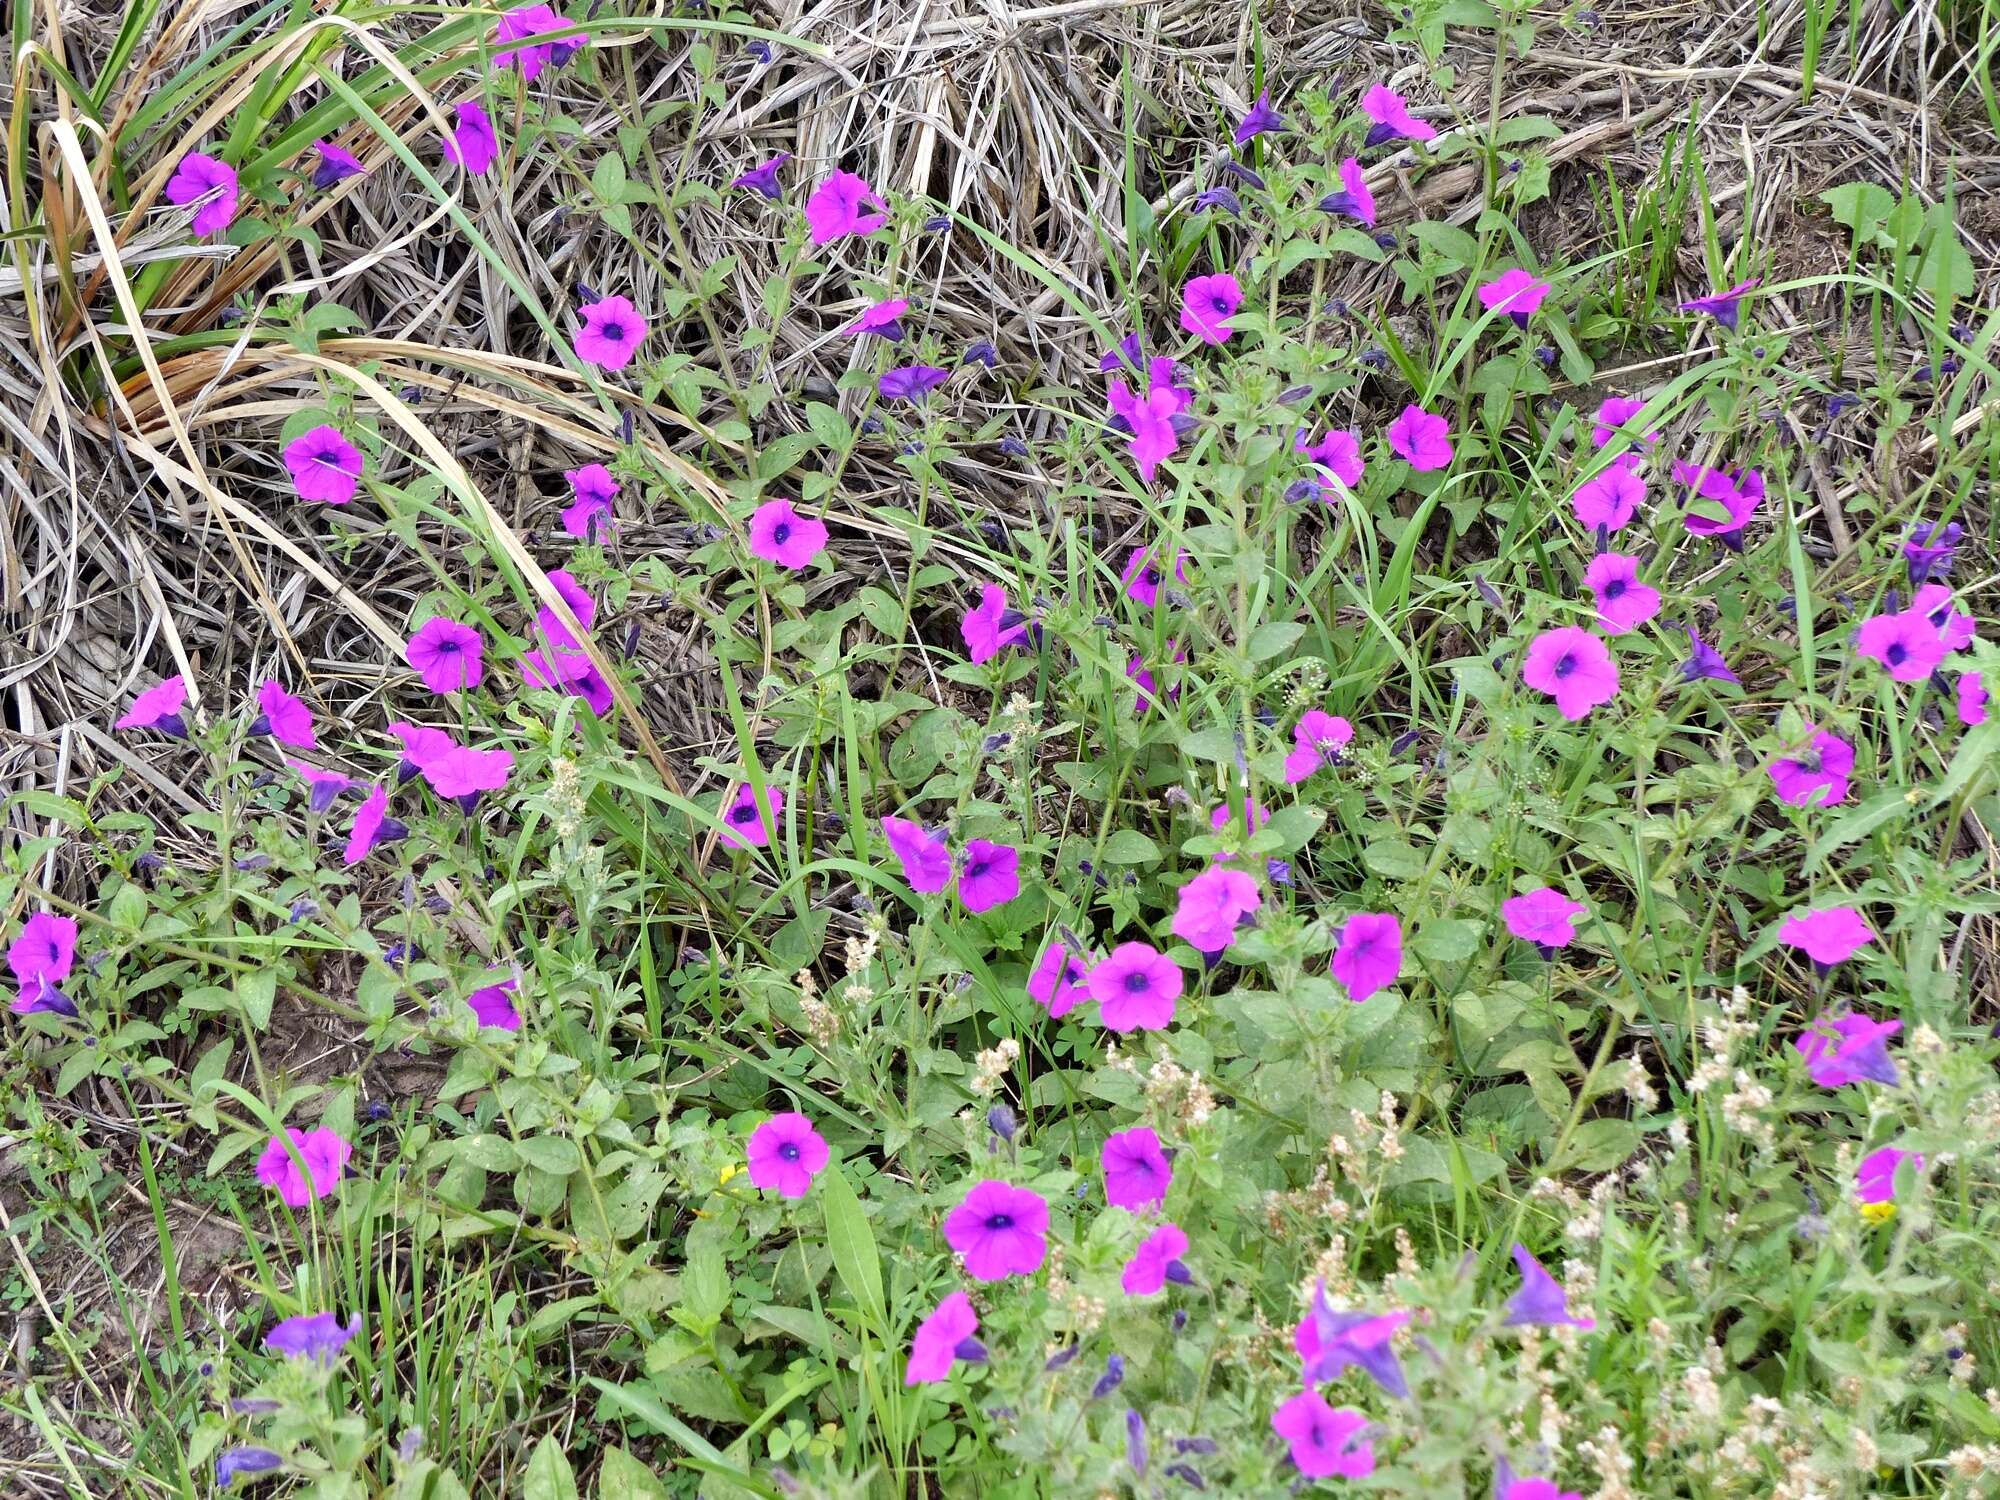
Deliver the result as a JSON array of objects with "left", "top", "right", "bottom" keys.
[
  {"left": 1413, "top": 918, "right": 1481, "bottom": 964},
  {"left": 236, "top": 970, "right": 276, "bottom": 1030},
  {"left": 516, "top": 1136, "right": 582, "bottom": 1174},
  {"left": 591, "top": 152, "right": 628, "bottom": 206},
  {"left": 1101, "top": 830, "right": 1161, "bottom": 864},
  {"left": 1550, "top": 1119, "right": 1640, "bottom": 1173},
  {"left": 804, "top": 402, "right": 851, "bottom": 450},
  {"left": 818, "top": 1164, "right": 886, "bottom": 1333},
  {"left": 684, "top": 1233, "right": 731, "bottom": 1323},
  {"left": 1245, "top": 622, "right": 1305, "bottom": 662},
  {"left": 524, "top": 1435, "right": 578, "bottom": 1500},
  {"left": 1820, "top": 181, "right": 1895, "bottom": 247},
  {"left": 596, "top": 1447, "right": 670, "bottom": 1500},
  {"left": 455, "top": 1134, "right": 521, "bottom": 1172}
]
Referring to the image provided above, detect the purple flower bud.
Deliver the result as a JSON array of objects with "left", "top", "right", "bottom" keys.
[
  {"left": 1126, "top": 1408, "right": 1148, "bottom": 1476},
  {"left": 1192, "top": 186, "right": 1241, "bottom": 216},
  {"left": 216, "top": 1447, "right": 283, "bottom": 1488},
  {"left": 1044, "top": 1344, "right": 1080, "bottom": 1372},
  {"left": 228, "top": 1398, "right": 282, "bottom": 1415},
  {"left": 954, "top": 1336, "right": 989, "bottom": 1363},
  {"left": 1091, "top": 1353, "right": 1126, "bottom": 1398},
  {"left": 234, "top": 855, "right": 273, "bottom": 871},
  {"left": 288, "top": 899, "right": 320, "bottom": 924},
  {"left": 999, "top": 435, "right": 1030, "bottom": 458},
  {"left": 923, "top": 214, "right": 952, "bottom": 232},
  {"left": 1219, "top": 159, "right": 1266, "bottom": 190},
  {"left": 986, "top": 1104, "right": 1017, "bottom": 1142},
  {"left": 1391, "top": 729, "right": 1420, "bottom": 755},
  {"left": 962, "top": 340, "right": 999, "bottom": 368},
  {"left": 1164, "top": 1463, "right": 1206, "bottom": 1490}
]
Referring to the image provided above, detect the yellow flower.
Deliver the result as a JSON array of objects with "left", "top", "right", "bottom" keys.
[
  {"left": 1859, "top": 1200, "right": 1897, "bottom": 1225},
  {"left": 719, "top": 1161, "right": 743, "bottom": 1187}
]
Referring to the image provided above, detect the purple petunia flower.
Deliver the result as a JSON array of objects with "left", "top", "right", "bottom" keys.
[
  {"left": 1283, "top": 709, "right": 1353, "bottom": 783},
  {"left": 879, "top": 364, "right": 950, "bottom": 402},
  {"left": 718, "top": 780, "right": 783, "bottom": 850},
  {"left": 1570, "top": 459, "right": 1646, "bottom": 533},
  {"left": 255, "top": 1126, "right": 352, "bottom": 1208},
  {"left": 8, "top": 912, "right": 78, "bottom": 1016},
  {"left": 1521, "top": 627, "right": 1619, "bottom": 720},
  {"left": 1678, "top": 279, "right": 1760, "bottom": 331},
  {"left": 943, "top": 1179, "right": 1048, "bottom": 1280},
  {"left": 1679, "top": 628, "right": 1738, "bottom": 684},
  {"left": 254, "top": 681, "right": 318, "bottom": 750},
  {"left": 1478, "top": 269, "right": 1551, "bottom": 329},
  {"left": 1960, "top": 670, "right": 1989, "bottom": 726},
  {"left": 342, "top": 785, "right": 405, "bottom": 866},
  {"left": 309, "top": 139, "right": 366, "bottom": 190},
  {"left": 405, "top": 618, "right": 484, "bottom": 695},
  {"left": 1856, "top": 1144, "right": 1921, "bottom": 1207},
  {"left": 1304, "top": 1283, "right": 1410, "bottom": 1396},
  {"left": 1768, "top": 726, "right": 1854, "bottom": 808},
  {"left": 1294, "top": 427, "right": 1364, "bottom": 497},
  {"left": 492, "top": 3, "right": 570, "bottom": 78},
  {"left": 843, "top": 297, "right": 909, "bottom": 341},
  {"left": 1912, "top": 582, "right": 1976, "bottom": 651},
  {"left": 1777, "top": 905, "right": 1875, "bottom": 969},
  {"left": 731, "top": 153, "right": 789, "bottom": 200},
  {"left": 1102, "top": 1125, "right": 1173, "bottom": 1211},
  {"left": 1317, "top": 156, "right": 1376, "bottom": 226},
  {"left": 441, "top": 101, "right": 499, "bottom": 175},
  {"left": 1582, "top": 552, "right": 1659, "bottom": 635},
  {"left": 282, "top": 424, "right": 364, "bottom": 504},
  {"left": 116, "top": 676, "right": 189, "bottom": 737},
  {"left": 522, "top": 649, "right": 613, "bottom": 717},
  {"left": 1591, "top": 396, "right": 1659, "bottom": 450},
  {"left": 882, "top": 816, "right": 951, "bottom": 893},
  {"left": 1674, "top": 461, "right": 1763, "bottom": 548},
  {"left": 1169, "top": 866, "right": 1260, "bottom": 954},
  {"left": 1120, "top": 544, "right": 1187, "bottom": 608},
  {"left": 286, "top": 759, "right": 354, "bottom": 815},
  {"left": 746, "top": 1112, "right": 829, "bottom": 1199},
  {"left": 748, "top": 498, "right": 828, "bottom": 570},
  {"left": 265, "top": 1311, "right": 360, "bottom": 1364},
  {"left": 1502, "top": 1479, "right": 1584, "bottom": 1500},
  {"left": 1361, "top": 83, "right": 1436, "bottom": 146},
  {"left": 906, "top": 1291, "right": 982, "bottom": 1384},
  {"left": 1855, "top": 607, "right": 1949, "bottom": 683},
  {"left": 1271, "top": 1392, "right": 1374, "bottom": 1480},
  {"left": 388, "top": 721, "right": 456, "bottom": 784},
  {"left": 165, "top": 152, "right": 240, "bottom": 236},
  {"left": 421, "top": 744, "right": 515, "bottom": 808},
  {"left": 1088, "top": 942, "right": 1182, "bottom": 1033},
  {"left": 1178, "top": 273, "right": 1242, "bottom": 346},
  {"left": 1501, "top": 888, "right": 1587, "bottom": 955},
  {"left": 1794, "top": 1012, "right": 1900, "bottom": 1088},
  {"left": 960, "top": 583, "right": 1032, "bottom": 663},
  {"left": 963, "top": 340, "right": 999, "bottom": 368},
  {"left": 1106, "top": 374, "right": 1186, "bottom": 484},
  {"left": 1505, "top": 1245, "right": 1596, "bottom": 1329},
  {"left": 466, "top": 973, "right": 521, "bottom": 1031},
  {"left": 1387, "top": 404, "right": 1453, "bottom": 472},
  {"left": 576, "top": 294, "right": 648, "bottom": 372},
  {"left": 1903, "top": 520, "right": 1962, "bottom": 586},
  {"left": 1192, "top": 185, "right": 1241, "bottom": 216},
  {"left": 1122, "top": 1222, "right": 1193, "bottom": 1295},
  {"left": 1233, "top": 89, "right": 1286, "bottom": 146},
  {"left": 561, "top": 463, "right": 618, "bottom": 539},
  {"left": 1330, "top": 912, "right": 1402, "bottom": 1003},
  {"left": 805, "top": 171, "right": 888, "bottom": 244},
  {"left": 1029, "top": 939, "right": 1090, "bottom": 1018},
  {"left": 958, "top": 839, "right": 1021, "bottom": 913}
]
